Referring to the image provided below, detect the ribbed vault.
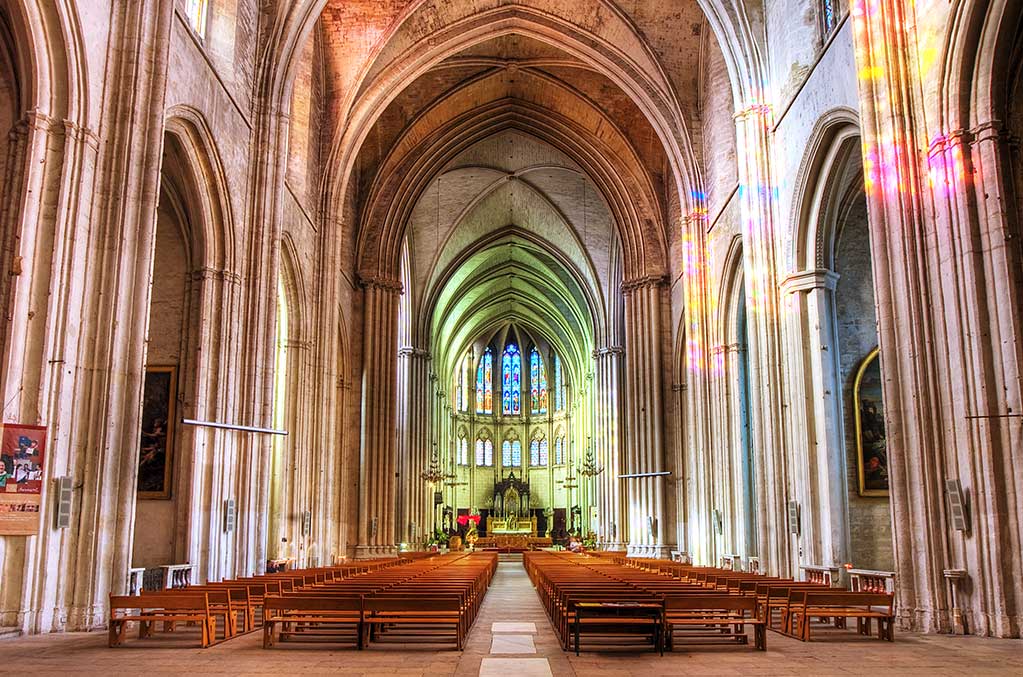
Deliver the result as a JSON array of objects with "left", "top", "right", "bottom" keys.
[{"left": 429, "top": 236, "right": 595, "bottom": 388}]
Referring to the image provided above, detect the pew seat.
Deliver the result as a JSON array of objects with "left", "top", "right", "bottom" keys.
[{"left": 664, "top": 595, "right": 766, "bottom": 651}]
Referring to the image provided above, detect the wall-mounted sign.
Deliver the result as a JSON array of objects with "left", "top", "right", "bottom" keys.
[{"left": 0, "top": 424, "right": 47, "bottom": 535}]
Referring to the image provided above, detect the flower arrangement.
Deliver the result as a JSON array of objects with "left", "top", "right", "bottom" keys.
[{"left": 456, "top": 514, "right": 481, "bottom": 549}]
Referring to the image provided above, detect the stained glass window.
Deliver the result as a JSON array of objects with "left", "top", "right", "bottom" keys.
[
  {"left": 530, "top": 434, "right": 547, "bottom": 466},
  {"left": 530, "top": 348, "right": 548, "bottom": 415},
  {"left": 185, "top": 0, "right": 209, "bottom": 38},
  {"left": 476, "top": 433, "right": 493, "bottom": 466},
  {"left": 821, "top": 0, "right": 838, "bottom": 35},
  {"left": 476, "top": 348, "right": 493, "bottom": 414},
  {"left": 502, "top": 438, "right": 521, "bottom": 467},
  {"left": 456, "top": 354, "right": 471, "bottom": 412},
  {"left": 457, "top": 433, "right": 469, "bottom": 465},
  {"left": 554, "top": 436, "right": 565, "bottom": 465},
  {"left": 502, "top": 344, "right": 521, "bottom": 415},
  {"left": 554, "top": 354, "right": 564, "bottom": 411}
]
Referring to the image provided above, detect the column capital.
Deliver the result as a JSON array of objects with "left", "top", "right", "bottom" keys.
[
  {"left": 734, "top": 102, "right": 773, "bottom": 121},
  {"left": 593, "top": 346, "right": 624, "bottom": 358},
  {"left": 711, "top": 342, "right": 742, "bottom": 356},
  {"left": 358, "top": 272, "right": 403, "bottom": 294},
  {"left": 780, "top": 269, "right": 839, "bottom": 294},
  {"left": 398, "top": 346, "right": 431, "bottom": 359},
  {"left": 620, "top": 275, "right": 667, "bottom": 294},
  {"left": 192, "top": 266, "right": 242, "bottom": 285}
]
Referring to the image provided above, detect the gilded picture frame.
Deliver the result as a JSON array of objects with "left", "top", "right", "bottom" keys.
[
  {"left": 853, "top": 347, "right": 889, "bottom": 496},
  {"left": 138, "top": 366, "right": 177, "bottom": 499}
]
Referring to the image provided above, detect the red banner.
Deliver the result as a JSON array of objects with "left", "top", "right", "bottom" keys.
[{"left": 0, "top": 424, "right": 47, "bottom": 535}]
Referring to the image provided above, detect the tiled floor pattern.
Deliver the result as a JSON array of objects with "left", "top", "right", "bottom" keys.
[{"left": 0, "top": 562, "right": 1021, "bottom": 675}]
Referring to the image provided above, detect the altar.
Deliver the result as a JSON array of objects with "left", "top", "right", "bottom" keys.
[
  {"left": 487, "top": 516, "right": 536, "bottom": 536},
  {"left": 489, "top": 472, "right": 537, "bottom": 537}
]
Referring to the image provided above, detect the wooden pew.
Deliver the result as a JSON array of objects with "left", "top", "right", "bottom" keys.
[
  {"left": 109, "top": 592, "right": 218, "bottom": 648},
  {"left": 572, "top": 600, "right": 665, "bottom": 655},
  {"left": 664, "top": 595, "right": 766, "bottom": 651},
  {"left": 263, "top": 595, "right": 363, "bottom": 648},
  {"left": 362, "top": 596, "right": 465, "bottom": 649},
  {"left": 786, "top": 591, "right": 895, "bottom": 641}
]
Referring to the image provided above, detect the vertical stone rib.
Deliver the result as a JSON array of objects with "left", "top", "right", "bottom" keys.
[
  {"left": 357, "top": 277, "right": 400, "bottom": 557},
  {"left": 622, "top": 277, "right": 672, "bottom": 557}
]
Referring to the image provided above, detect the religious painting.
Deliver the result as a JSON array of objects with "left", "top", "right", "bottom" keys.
[
  {"left": 854, "top": 348, "right": 888, "bottom": 496},
  {"left": 0, "top": 423, "right": 47, "bottom": 535},
  {"left": 138, "top": 366, "right": 177, "bottom": 499}
]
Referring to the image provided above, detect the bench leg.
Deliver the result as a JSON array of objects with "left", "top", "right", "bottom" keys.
[
  {"left": 755, "top": 625, "right": 767, "bottom": 651},
  {"left": 879, "top": 617, "right": 894, "bottom": 642},
  {"left": 109, "top": 620, "right": 123, "bottom": 647},
  {"left": 263, "top": 620, "right": 274, "bottom": 649}
]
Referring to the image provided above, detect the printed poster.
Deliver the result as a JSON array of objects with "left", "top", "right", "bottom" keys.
[{"left": 0, "top": 424, "right": 47, "bottom": 535}]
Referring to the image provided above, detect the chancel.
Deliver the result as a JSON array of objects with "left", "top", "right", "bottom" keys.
[{"left": 0, "top": 0, "right": 1021, "bottom": 672}]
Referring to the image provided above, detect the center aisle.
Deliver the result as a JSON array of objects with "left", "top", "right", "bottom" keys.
[{"left": 454, "top": 560, "right": 575, "bottom": 676}]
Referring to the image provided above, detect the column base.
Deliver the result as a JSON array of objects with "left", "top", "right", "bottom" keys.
[
  {"left": 354, "top": 544, "right": 399, "bottom": 559},
  {"left": 598, "top": 541, "right": 628, "bottom": 552},
  {"left": 626, "top": 543, "right": 672, "bottom": 559}
]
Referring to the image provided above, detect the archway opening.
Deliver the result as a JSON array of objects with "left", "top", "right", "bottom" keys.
[
  {"left": 834, "top": 181, "right": 894, "bottom": 571},
  {"left": 132, "top": 144, "right": 195, "bottom": 570}
]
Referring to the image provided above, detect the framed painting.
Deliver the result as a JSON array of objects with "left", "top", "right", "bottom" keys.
[
  {"left": 0, "top": 423, "right": 47, "bottom": 535},
  {"left": 138, "top": 366, "right": 177, "bottom": 499},
  {"left": 854, "top": 347, "right": 888, "bottom": 496}
]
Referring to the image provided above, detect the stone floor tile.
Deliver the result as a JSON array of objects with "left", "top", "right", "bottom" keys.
[
  {"left": 491, "top": 622, "right": 536, "bottom": 634},
  {"left": 478, "top": 658, "right": 552, "bottom": 677},
  {"left": 490, "top": 634, "right": 536, "bottom": 654}
]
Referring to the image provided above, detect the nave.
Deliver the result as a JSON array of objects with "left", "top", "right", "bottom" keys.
[
  {"left": 0, "top": 558, "right": 1019, "bottom": 676},
  {"left": 2, "top": 0, "right": 1023, "bottom": 658}
]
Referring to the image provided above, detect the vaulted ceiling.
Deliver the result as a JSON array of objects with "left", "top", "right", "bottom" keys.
[{"left": 314, "top": 0, "right": 720, "bottom": 380}]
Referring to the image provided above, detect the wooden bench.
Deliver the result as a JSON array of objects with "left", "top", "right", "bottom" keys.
[
  {"left": 362, "top": 596, "right": 465, "bottom": 649},
  {"left": 263, "top": 595, "right": 363, "bottom": 648},
  {"left": 109, "top": 593, "right": 218, "bottom": 648},
  {"left": 786, "top": 591, "right": 895, "bottom": 641},
  {"left": 573, "top": 601, "right": 665, "bottom": 655},
  {"left": 664, "top": 595, "right": 766, "bottom": 651}
]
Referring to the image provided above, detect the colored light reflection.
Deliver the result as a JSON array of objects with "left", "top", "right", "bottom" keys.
[
  {"left": 682, "top": 204, "right": 710, "bottom": 372},
  {"left": 736, "top": 102, "right": 776, "bottom": 317}
]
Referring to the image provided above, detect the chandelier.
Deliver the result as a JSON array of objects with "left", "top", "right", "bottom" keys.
[
  {"left": 579, "top": 437, "right": 604, "bottom": 478},
  {"left": 421, "top": 442, "right": 446, "bottom": 484}
]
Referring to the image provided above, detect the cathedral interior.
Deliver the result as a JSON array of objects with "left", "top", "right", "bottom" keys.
[{"left": 0, "top": 0, "right": 1021, "bottom": 671}]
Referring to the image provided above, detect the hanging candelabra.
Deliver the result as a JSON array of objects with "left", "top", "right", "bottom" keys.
[
  {"left": 421, "top": 442, "right": 446, "bottom": 484},
  {"left": 579, "top": 436, "right": 604, "bottom": 478}
]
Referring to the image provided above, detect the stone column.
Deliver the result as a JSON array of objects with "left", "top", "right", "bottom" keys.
[
  {"left": 593, "top": 347, "right": 625, "bottom": 549},
  {"left": 852, "top": 0, "right": 1023, "bottom": 637},
  {"left": 734, "top": 103, "right": 791, "bottom": 576},
  {"left": 779, "top": 270, "right": 848, "bottom": 569},
  {"left": 707, "top": 341, "right": 742, "bottom": 564},
  {"left": 356, "top": 277, "right": 402, "bottom": 558},
  {"left": 396, "top": 346, "right": 431, "bottom": 544},
  {"left": 622, "top": 276, "right": 673, "bottom": 557},
  {"left": 679, "top": 213, "right": 715, "bottom": 565}
]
